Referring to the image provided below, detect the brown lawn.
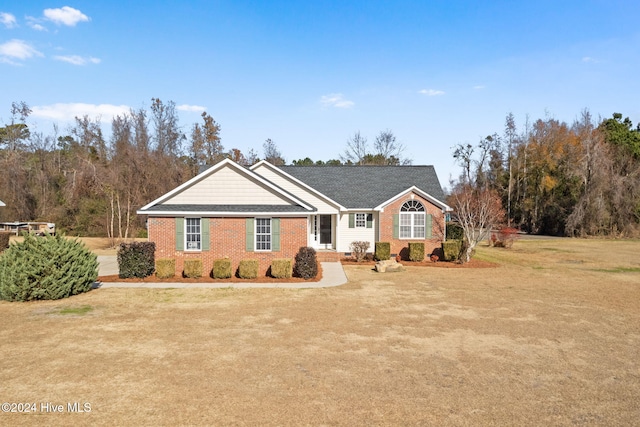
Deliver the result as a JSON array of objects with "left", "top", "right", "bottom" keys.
[{"left": 1, "top": 238, "right": 639, "bottom": 426}]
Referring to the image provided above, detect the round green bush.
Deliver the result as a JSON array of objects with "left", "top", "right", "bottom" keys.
[{"left": 0, "top": 234, "right": 98, "bottom": 301}]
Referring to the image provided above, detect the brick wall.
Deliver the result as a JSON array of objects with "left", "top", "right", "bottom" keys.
[
  {"left": 148, "top": 216, "right": 308, "bottom": 277},
  {"left": 378, "top": 192, "right": 445, "bottom": 259}
]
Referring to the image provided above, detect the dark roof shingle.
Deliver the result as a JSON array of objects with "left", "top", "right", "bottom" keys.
[{"left": 278, "top": 165, "right": 446, "bottom": 209}]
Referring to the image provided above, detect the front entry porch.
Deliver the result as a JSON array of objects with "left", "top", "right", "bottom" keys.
[{"left": 309, "top": 214, "right": 336, "bottom": 251}]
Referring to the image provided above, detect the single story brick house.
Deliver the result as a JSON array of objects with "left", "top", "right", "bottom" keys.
[{"left": 137, "top": 158, "right": 452, "bottom": 275}]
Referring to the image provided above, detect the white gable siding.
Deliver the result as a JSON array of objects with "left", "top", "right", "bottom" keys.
[
  {"left": 337, "top": 212, "right": 377, "bottom": 253},
  {"left": 163, "top": 164, "right": 291, "bottom": 205},
  {"left": 253, "top": 164, "right": 340, "bottom": 213}
]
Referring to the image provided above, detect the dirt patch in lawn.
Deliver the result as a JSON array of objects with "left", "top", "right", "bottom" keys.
[{"left": 1, "top": 239, "right": 639, "bottom": 426}]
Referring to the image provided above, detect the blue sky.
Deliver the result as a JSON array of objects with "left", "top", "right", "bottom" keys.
[{"left": 2, "top": 1, "right": 639, "bottom": 184}]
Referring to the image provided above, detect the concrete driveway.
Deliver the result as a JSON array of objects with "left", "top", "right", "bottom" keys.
[{"left": 97, "top": 255, "right": 119, "bottom": 276}]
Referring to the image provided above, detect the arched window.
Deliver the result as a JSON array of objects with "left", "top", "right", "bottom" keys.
[{"left": 400, "top": 200, "right": 425, "bottom": 238}]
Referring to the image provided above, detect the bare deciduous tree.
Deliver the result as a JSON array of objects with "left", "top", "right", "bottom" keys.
[
  {"left": 341, "top": 131, "right": 368, "bottom": 165},
  {"left": 150, "top": 98, "right": 184, "bottom": 156},
  {"left": 449, "top": 184, "right": 505, "bottom": 262},
  {"left": 263, "top": 138, "right": 285, "bottom": 165},
  {"left": 342, "top": 129, "right": 409, "bottom": 165},
  {"left": 453, "top": 143, "right": 474, "bottom": 184},
  {"left": 190, "top": 112, "right": 223, "bottom": 170},
  {"left": 373, "top": 129, "right": 410, "bottom": 165}
]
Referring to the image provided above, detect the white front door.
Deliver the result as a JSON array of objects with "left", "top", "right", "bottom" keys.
[{"left": 310, "top": 215, "right": 333, "bottom": 249}]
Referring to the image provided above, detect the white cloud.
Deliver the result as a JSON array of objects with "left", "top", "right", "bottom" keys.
[
  {"left": 582, "top": 56, "right": 598, "bottom": 63},
  {"left": 31, "top": 103, "right": 131, "bottom": 123},
  {"left": 43, "top": 6, "right": 89, "bottom": 26},
  {"left": 320, "top": 93, "right": 354, "bottom": 109},
  {"left": 29, "top": 23, "right": 47, "bottom": 31},
  {"left": 0, "top": 12, "right": 17, "bottom": 28},
  {"left": 54, "top": 55, "right": 101, "bottom": 65},
  {"left": 177, "top": 104, "right": 207, "bottom": 112},
  {"left": 0, "top": 39, "right": 43, "bottom": 64},
  {"left": 26, "top": 16, "right": 47, "bottom": 31},
  {"left": 418, "top": 89, "right": 445, "bottom": 96},
  {"left": 473, "top": 85, "right": 486, "bottom": 90}
]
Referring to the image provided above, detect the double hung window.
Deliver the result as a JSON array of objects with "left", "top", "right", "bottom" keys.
[
  {"left": 255, "top": 218, "right": 272, "bottom": 251},
  {"left": 185, "top": 218, "right": 201, "bottom": 250}
]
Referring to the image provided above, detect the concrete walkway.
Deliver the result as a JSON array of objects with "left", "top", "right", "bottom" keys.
[{"left": 95, "top": 256, "right": 348, "bottom": 289}]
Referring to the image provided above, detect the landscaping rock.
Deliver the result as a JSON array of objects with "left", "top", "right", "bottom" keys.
[{"left": 375, "top": 259, "right": 404, "bottom": 273}]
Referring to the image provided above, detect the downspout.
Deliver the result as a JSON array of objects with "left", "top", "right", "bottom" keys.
[
  {"left": 443, "top": 208, "right": 447, "bottom": 242},
  {"left": 334, "top": 213, "right": 339, "bottom": 251}
]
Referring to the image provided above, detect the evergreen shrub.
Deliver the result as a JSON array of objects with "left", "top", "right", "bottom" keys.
[
  {"left": 271, "top": 258, "right": 293, "bottom": 278},
  {"left": 294, "top": 247, "right": 318, "bottom": 279},
  {"left": 0, "top": 234, "right": 98, "bottom": 301},
  {"left": 374, "top": 242, "right": 391, "bottom": 261},
  {"left": 212, "top": 258, "right": 232, "bottom": 279},
  {"left": 408, "top": 242, "right": 425, "bottom": 262},
  {"left": 446, "top": 222, "right": 464, "bottom": 241},
  {"left": 117, "top": 242, "right": 155, "bottom": 278},
  {"left": 238, "top": 259, "right": 259, "bottom": 279},
  {"left": 0, "top": 232, "right": 10, "bottom": 251},
  {"left": 183, "top": 259, "right": 203, "bottom": 278},
  {"left": 155, "top": 258, "right": 175, "bottom": 279},
  {"left": 442, "top": 240, "right": 462, "bottom": 261}
]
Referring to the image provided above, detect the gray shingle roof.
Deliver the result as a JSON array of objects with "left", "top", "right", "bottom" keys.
[
  {"left": 148, "top": 204, "right": 313, "bottom": 213},
  {"left": 278, "top": 165, "right": 446, "bottom": 209}
]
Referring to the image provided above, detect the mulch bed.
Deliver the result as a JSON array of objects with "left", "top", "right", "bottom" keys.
[
  {"left": 340, "top": 258, "right": 498, "bottom": 268},
  {"left": 98, "top": 264, "right": 324, "bottom": 283}
]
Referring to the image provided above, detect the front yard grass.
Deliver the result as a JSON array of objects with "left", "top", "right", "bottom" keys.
[{"left": 1, "top": 238, "right": 639, "bottom": 425}]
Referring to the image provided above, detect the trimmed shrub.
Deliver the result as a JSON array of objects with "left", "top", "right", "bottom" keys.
[
  {"left": 408, "top": 242, "right": 425, "bottom": 262},
  {"left": 374, "top": 242, "right": 391, "bottom": 261},
  {"left": 0, "top": 232, "right": 10, "bottom": 252},
  {"left": 446, "top": 222, "right": 464, "bottom": 241},
  {"left": 238, "top": 259, "right": 259, "bottom": 279},
  {"left": 0, "top": 234, "right": 98, "bottom": 301},
  {"left": 294, "top": 247, "right": 318, "bottom": 280},
  {"left": 271, "top": 258, "right": 293, "bottom": 279},
  {"left": 212, "top": 258, "right": 232, "bottom": 279},
  {"left": 350, "top": 241, "right": 370, "bottom": 262},
  {"left": 491, "top": 227, "right": 520, "bottom": 248},
  {"left": 155, "top": 258, "right": 176, "bottom": 279},
  {"left": 442, "top": 240, "right": 462, "bottom": 261},
  {"left": 117, "top": 242, "right": 155, "bottom": 278},
  {"left": 183, "top": 259, "right": 203, "bottom": 278}
]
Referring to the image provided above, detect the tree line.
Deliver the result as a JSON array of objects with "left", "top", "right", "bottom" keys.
[
  {"left": 0, "top": 99, "right": 409, "bottom": 239},
  {"left": 2, "top": 99, "right": 638, "bottom": 239},
  {"left": 451, "top": 110, "right": 640, "bottom": 237}
]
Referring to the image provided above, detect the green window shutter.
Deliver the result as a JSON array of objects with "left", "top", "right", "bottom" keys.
[
  {"left": 392, "top": 214, "right": 399, "bottom": 239},
  {"left": 366, "top": 213, "right": 373, "bottom": 229},
  {"left": 201, "top": 218, "right": 210, "bottom": 251},
  {"left": 245, "top": 218, "right": 254, "bottom": 252},
  {"left": 175, "top": 217, "right": 184, "bottom": 251},
  {"left": 349, "top": 213, "right": 355, "bottom": 228},
  {"left": 272, "top": 218, "right": 280, "bottom": 252},
  {"left": 426, "top": 214, "right": 432, "bottom": 238}
]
